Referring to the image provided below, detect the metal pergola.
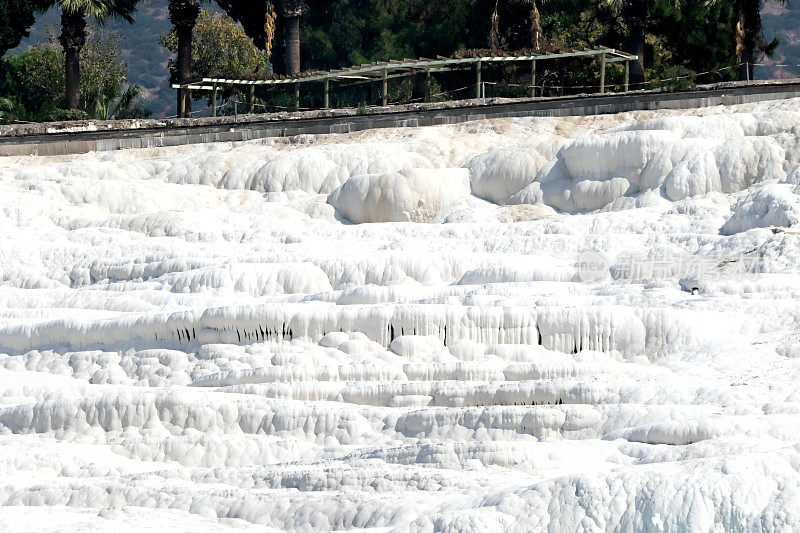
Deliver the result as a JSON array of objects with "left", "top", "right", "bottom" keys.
[{"left": 172, "top": 47, "right": 638, "bottom": 117}]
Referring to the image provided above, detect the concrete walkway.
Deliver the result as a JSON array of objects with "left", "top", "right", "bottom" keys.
[{"left": 2, "top": 79, "right": 800, "bottom": 157}]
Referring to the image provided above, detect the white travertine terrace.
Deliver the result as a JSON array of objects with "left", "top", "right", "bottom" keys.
[{"left": 2, "top": 99, "right": 800, "bottom": 530}]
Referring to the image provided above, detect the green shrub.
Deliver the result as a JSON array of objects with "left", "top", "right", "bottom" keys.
[
  {"left": 44, "top": 108, "right": 89, "bottom": 122},
  {"left": 655, "top": 66, "right": 697, "bottom": 91}
]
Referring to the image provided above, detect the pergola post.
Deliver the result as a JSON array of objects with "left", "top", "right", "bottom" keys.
[
  {"left": 600, "top": 53, "right": 606, "bottom": 94},
  {"left": 425, "top": 69, "right": 431, "bottom": 103},
  {"left": 382, "top": 67, "right": 388, "bottom": 106},
  {"left": 177, "top": 86, "right": 185, "bottom": 118},
  {"left": 190, "top": 50, "right": 640, "bottom": 114},
  {"left": 624, "top": 60, "right": 629, "bottom": 92},
  {"left": 476, "top": 60, "right": 482, "bottom": 99},
  {"left": 211, "top": 83, "right": 218, "bottom": 117}
]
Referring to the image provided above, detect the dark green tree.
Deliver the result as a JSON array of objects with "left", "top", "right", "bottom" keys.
[
  {"left": 731, "top": 0, "right": 784, "bottom": 80},
  {"left": 161, "top": 9, "right": 268, "bottom": 107},
  {"left": 601, "top": 0, "right": 681, "bottom": 89},
  {"left": 0, "top": 0, "right": 50, "bottom": 57},
  {"left": 2, "top": 30, "right": 149, "bottom": 121}
]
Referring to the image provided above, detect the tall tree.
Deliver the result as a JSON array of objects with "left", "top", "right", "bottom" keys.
[
  {"left": 602, "top": 0, "right": 680, "bottom": 89},
  {"left": 281, "top": 0, "right": 304, "bottom": 74},
  {"left": 3, "top": 30, "right": 148, "bottom": 120},
  {"left": 621, "top": 0, "right": 648, "bottom": 89},
  {"left": 215, "top": 0, "right": 276, "bottom": 56},
  {"left": 44, "top": 0, "right": 136, "bottom": 110},
  {"left": 169, "top": 0, "right": 200, "bottom": 117},
  {"left": 160, "top": 9, "right": 268, "bottom": 109},
  {"left": 732, "top": 0, "right": 783, "bottom": 80},
  {"left": 697, "top": 0, "right": 781, "bottom": 81}
]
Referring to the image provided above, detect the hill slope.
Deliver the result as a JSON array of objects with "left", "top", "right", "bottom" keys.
[{"left": 760, "top": 0, "right": 800, "bottom": 79}]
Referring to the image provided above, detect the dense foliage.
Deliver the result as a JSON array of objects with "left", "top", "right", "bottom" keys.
[
  {"left": 161, "top": 9, "right": 269, "bottom": 110},
  {"left": 0, "top": 0, "right": 50, "bottom": 57},
  {"left": 296, "top": 0, "right": 741, "bottom": 85},
  {"left": 0, "top": 30, "right": 150, "bottom": 121},
  {"left": 254, "top": 0, "right": 752, "bottom": 108},
  {"left": 0, "top": 0, "right": 794, "bottom": 120}
]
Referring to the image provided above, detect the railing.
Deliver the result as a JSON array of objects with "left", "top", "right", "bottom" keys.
[{"left": 171, "top": 48, "right": 638, "bottom": 118}]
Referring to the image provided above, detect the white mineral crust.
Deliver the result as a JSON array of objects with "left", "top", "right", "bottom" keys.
[{"left": 2, "top": 99, "right": 800, "bottom": 530}]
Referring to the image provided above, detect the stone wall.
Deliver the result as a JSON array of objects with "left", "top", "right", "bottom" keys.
[{"left": 2, "top": 79, "right": 800, "bottom": 157}]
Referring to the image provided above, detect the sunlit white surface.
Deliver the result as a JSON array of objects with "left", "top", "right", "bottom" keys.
[{"left": 3, "top": 99, "right": 800, "bottom": 530}]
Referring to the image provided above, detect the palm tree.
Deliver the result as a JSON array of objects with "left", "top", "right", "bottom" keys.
[
  {"left": 620, "top": 0, "right": 649, "bottom": 90},
  {"left": 92, "top": 84, "right": 149, "bottom": 120},
  {"left": 280, "top": 0, "right": 303, "bottom": 74},
  {"left": 46, "top": 0, "right": 136, "bottom": 110},
  {"left": 169, "top": 0, "right": 200, "bottom": 117},
  {"left": 602, "top": 0, "right": 680, "bottom": 90},
  {"left": 170, "top": 0, "right": 275, "bottom": 117}
]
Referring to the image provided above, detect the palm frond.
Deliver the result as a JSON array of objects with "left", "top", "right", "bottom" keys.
[{"left": 57, "top": 0, "right": 136, "bottom": 22}]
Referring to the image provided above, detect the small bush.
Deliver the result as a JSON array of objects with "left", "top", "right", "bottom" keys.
[
  {"left": 655, "top": 66, "right": 697, "bottom": 91},
  {"left": 45, "top": 108, "right": 90, "bottom": 122},
  {"left": 0, "top": 96, "right": 19, "bottom": 124},
  {"left": 428, "top": 78, "right": 448, "bottom": 102},
  {"left": 388, "top": 78, "right": 414, "bottom": 104}
]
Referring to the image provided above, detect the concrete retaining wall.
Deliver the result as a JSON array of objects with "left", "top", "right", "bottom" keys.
[{"left": 2, "top": 79, "right": 800, "bottom": 157}]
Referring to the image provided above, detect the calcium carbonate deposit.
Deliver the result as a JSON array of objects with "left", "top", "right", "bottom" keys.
[{"left": 3, "top": 98, "right": 800, "bottom": 531}]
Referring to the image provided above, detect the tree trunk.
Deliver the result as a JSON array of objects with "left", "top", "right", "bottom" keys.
[
  {"left": 285, "top": 15, "right": 300, "bottom": 74},
  {"left": 489, "top": 0, "right": 500, "bottom": 50},
  {"left": 64, "top": 48, "right": 80, "bottom": 110},
  {"left": 176, "top": 23, "right": 193, "bottom": 116},
  {"left": 531, "top": 1, "right": 543, "bottom": 52},
  {"left": 624, "top": 0, "right": 647, "bottom": 90},
  {"left": 169, "top": 0, "right": 200, "bottom": 118},
  {"left": 60, "top": 8, "right": 87, "bottom": 110},
  {"left": 735, "top": 0, "right": 761, "bottom": 81}
]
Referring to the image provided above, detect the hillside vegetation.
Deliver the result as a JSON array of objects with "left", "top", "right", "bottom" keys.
[{"left": 6, "top": 0, "right": 798, "bottom": 118}]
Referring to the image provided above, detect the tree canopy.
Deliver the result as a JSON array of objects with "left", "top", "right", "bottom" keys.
[
  {"left": 0, "top": 0, "right": 50, "bottom": 57},
  {"left": 160, "top": 7, "right": 268, "bottom": 108},
  {"left": 1, "top": 29, "right": 149, "bottom": 121},
  {"left": 0, "top": 0, "right": 791, "bottom": 121}
]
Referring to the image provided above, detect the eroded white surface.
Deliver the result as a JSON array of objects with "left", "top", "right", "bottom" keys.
[{"left": 3, "top": 99, "right": 800, "bottom": 530}]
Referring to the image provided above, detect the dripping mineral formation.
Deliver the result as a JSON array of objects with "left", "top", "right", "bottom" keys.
[{"left": 2, "top": 99, "right": 800, "bottom": 530}]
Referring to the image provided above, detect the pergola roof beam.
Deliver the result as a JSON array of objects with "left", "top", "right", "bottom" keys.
[
  {"left": 172, "top": 84, "right": 216, "bottom": 91},
  {"left": 196, "top": 48, "right": 638, "bottom": 89},
  {"left": 179, "top": 48, "right": 640, "bottom": 99}
]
